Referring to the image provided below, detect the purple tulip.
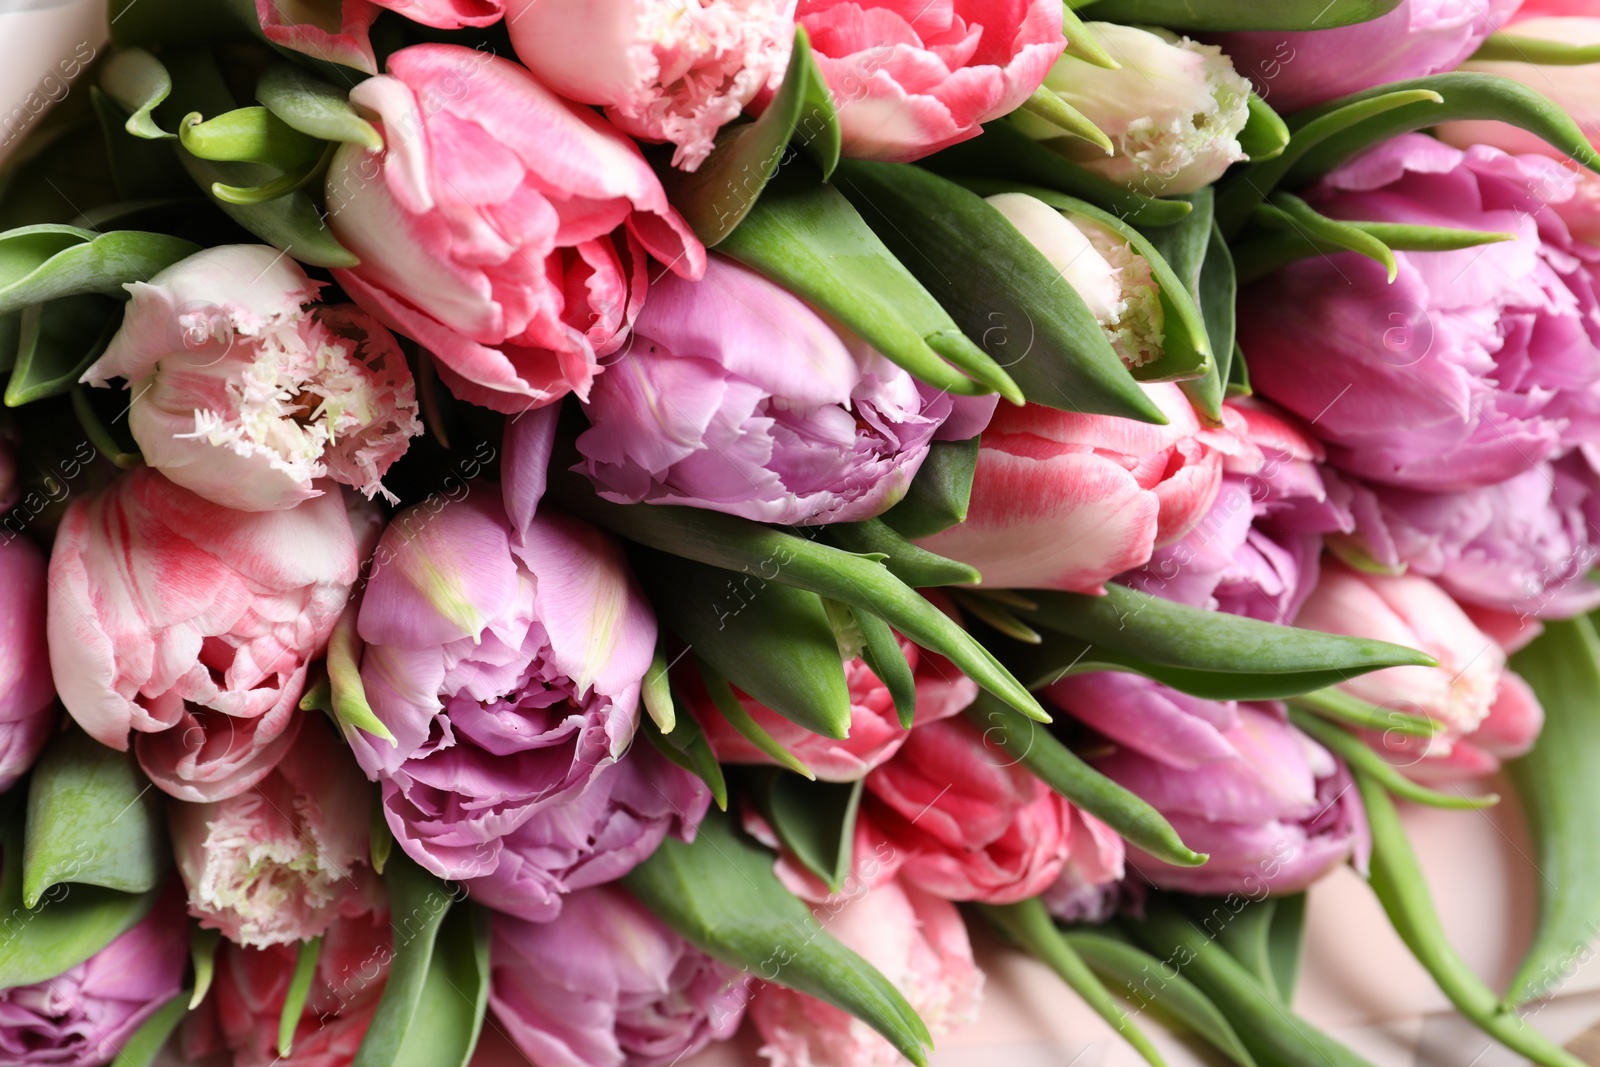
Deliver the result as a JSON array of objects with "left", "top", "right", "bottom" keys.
[
  {"left": 1213, "top": 0, "right": 1519, "bottom": 113},
  {"left": 348, "top": 489, "right": 657, "bottom": 886},
  {"left": 0, "top": 537, "right": 55, "bottom": 793},
  {"left": 463, "top": 739, "right": 710, "bottom": 922},
  {"left": 574, "top": 254, "right": 994, "bottom": 525},
  {"left": 490, "top": 884, "right": 751, "bottom": 1067},
  {"left": 1241, "top": 134, "right": 1600, "bottom": 494},
  {"left": 1045, "top": 674, "right": 1368, "bottom": 895},
  {"left": 0, "top": 888, "right": 187, "bottom": 1066}
]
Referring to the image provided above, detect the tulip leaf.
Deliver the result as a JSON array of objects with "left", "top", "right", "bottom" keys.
[
  {"left": 323, "top": 596, "right": 396, "bottom": 746},
  {"left": 5, "top": 296, "right": 121, "bottom": 408},
  {"left": 879, "top": 436, "right": 980, "bottom": 540},
  {"left": 824, "top": 519, "right": 981, "bottom": 587},
  {"left": 92, "top": 92, "right": 195, "bottom": 203},
  {"left": 1239, "top": 94, "right": 1289, "bottom": 162},
  {"left": 1060, "top": 7, "right": 1119, "bottom": 70},
  {"left": 370, "top": 793, "right": 393, "bottom": 875},
  {"left": 1233, "top": 202, "right": 1515, "bottom": 283},
  {"left": 697, "top": 659, "right": 817, "bottom": 779},
  {"left": 1140, "top": 188, "right": 1224, "bottom": 421},
  {"left": 110, "top": 991, "right": 189, "bottom": 1067},
  {"left": 1266, "top": 895, "right": 1308, "bottom": 1003},
  {"left": 636, "top": 549, "right": 853, "bottom": 741},
  {"left": 720, "top": 166, "right": 1020, "bottom": 400},
  {"left": 1199, "top": 224, "right": 1237, "bottom": 398},
  {"left": 834, "top": 160, "right": 1168, "bottom": 424},
  {"left": 256, "top": 62, "right": 382, "bottom": 150},
  {"left": 951, "top": 590, "right": 1043, "bottom": 645},
  {"left": 853, "top": 607, "right": 917, "bottom": 729},
  {"left": 278, "top": 936, "right": 323, "bottom": 1057},
  {"left": 1018, "top": 87, "right": 1114, "bottom": 154},
  {"left": 189, "top": 925, "right": 221, "bottom": 1009},
  {"left": 1193, "top": 895, "right": 1296, "bottom": 1002},
  {"left": 642, "top": 644, "right": 677, "bottom": 734},
  {"left": 178, "top": 106, "right": 324, "bottom": 168},
  {"left": 351, "top": 854, "right": 459, "bottom": 1067},
  {"left": 387, "top": 904, "right": 490, "bottom": 1067},
  {"left": 1265, "top": 192, "right": 1398, "bottom": 280},
  {"left": 100, "top": 48, "right": 174, "bottom": 140},
  {"left": 642, "top": 701, "right": 729, "bottom": 811},
  {"left": 1290, "top": 686, "right": 1438, "bottom": 739},
  {"left": 1355, "top": 771, "right": 1589, "bottom": 1067},
  {"left": 748, "top": 771, "right": 863, "bottom": 894},
  {"left": 0, "top": 225, "right": 199, "bottom": 316},
  {"left": 969, "top": 692, "right": 1205, "bottom": 867},
  {"left": 1287, "top": 709, "right": 1498, "bottom": 812},
  {"left": 1064, "top": 929, "right": 1261, "bottom": 1067},
  {"left": 1502, "top": 618, "right": 1600, "bottom": 1005},
  {"left": 982, "top": 899, "right": 1168, "bottom": 1067},
  {"left": 1472, "top": 34, "right": 1600, "bottom": 65},
  {"left": 624, "top": 807, "right": 934, "bottom": 1065},
  {"left": 22, "top": 725, "right": 169, "bottom": 908},
  {"left": 923, "top": 121, "right": 1194, "bottom": 227},
  {"left": 1076, "top": 0, "right": 1402, "bottom": 30}
]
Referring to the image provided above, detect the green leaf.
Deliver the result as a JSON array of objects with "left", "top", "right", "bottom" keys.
[
  {"left": 720, "top": 166, "right": 1020, "bottom": 401},
  {"left": 387, "top": 904, "right": 490, "bottom": 1067},
  {"left": 1233, "top": 208, "right": 1514, "bottom": 282},
  {"left": 23, "top": 725, "right": 169, "bottom": 908},
  {"left": 0, "top": 225, "right": 199, "bottom": 315},
  {"left": 981, "top": 899, "right": 1167, "bottom": 1067},
  {"left": 642, "top": 703, "right": 728, "bottom": 811},
  {"left": 749, "top": 771, "right": 863, "bottom": 894},
  {"left": 854, "top": 608, "right": 916, "bottom": 729},
  {"left": 1289, "top": 686, "right": 1439, "bottom": 739},
  {"left": 697, "top": 659, "right": 816, "bottom": 780},
  {"left": 1288, "top": 708, "right": 1499, "bottom": 811},
  {"left": 1267, "top": 894, "right": 1308, "bottom": 1004},
  {"left": 110, "top": 991, "right": 188, "bottom": 1067},
  {"left": 1196, "top": 895, "right": 1288, "bottom": 1001},
  {"left": 1239, "top": 93, "right": 1289, "bottom": 162},
  {"left": 5, "top": 296, "right": 120, "bottom": 407},
  {"left": 190, "top": 925, "right": 220, "bottom": 1009},
  {"left": 833, "top": 160, "right": 1167, "bottom": 424},
  {"left": 1472, "top": 34, "right": 1600, "bottom": 65},
  {"left": 824, "top": 519, "right": 981, "bottom": 588},
  {"left": 968, "top": 693, "right": 1204, "bottom": 867},
  {"left": 370, "top": 792, "right": 393, "bottom": 875},
  {"left": 1141, "top": 189, "right": 1223, "bottom": 420},
  {"left": 323, "top": 596, "right": 396, "bottom": 746},
  {"left": 1199, "top": 224, "right": 1237, "bottom": 397},
  {"left": 923, "top": 120, "right": 1194, "bottom": 227},
  {"left": 256, "top": 63, "right": 382, "bottom": 149},
  {"left": 1060, "top": 7, "right": 1120, "bottom": 70},
  {"left": 351, "top": 854, "right": 459, "bottom": 1067},
  {"left": 179, "top": 106, "right": 324, "bottom": 169},
  {"left": 92, "top": 90, "right": 194, "bottom": 203},
  {"left": 642, "top": 644, "right": 677, "bottom": 734},
  {"left": 624, "top": 807, "right": 933, "bottom": 1065},
  {"left": 1018, "top": 87, "right": 1114, "bottom": 154},
  {"left": 1503, "top": 617, "right": 1600, "bottom": 1004},
  {"left": 636, "top": 549, "right": 852, "bottom": 741},
  {"left": 1260, "top": 193, "right": 1398, "bottom": 280},
  {"left": 792, "top": 36, "right": 841, "bottom": 179},
  {"left": 99, "top": 48, "right": 174, "bottom": 140},
  {"left": 879, "top": 437, "right": 980, "bottom": 540},
  {"left": 1076, "top": 0, "right": 1402, "bottom": 29},
  {"left": 278, "top": 937, "right": 322, "bottom": 1058}
]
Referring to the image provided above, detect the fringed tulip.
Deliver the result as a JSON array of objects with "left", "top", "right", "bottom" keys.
[
  {"left": 256, "top": 0, "right": 504, "bottom": 76},
  {"left": 505, "top": 0, "right": 794, "bottom": 171},
  {"left": 47, "top": 469, "right": 369, "bottom": 801},
  {"left": 349, "top": 490, "right": 657, "bottom": 885},
  {"left": 325, "top": 45, "right": 704, "bottom": 414},
  {"left": 1015, "top": 23, "right": 1251, "bottom": 196},
  {"left": 0, "top": 537, "right": 54, "bottom": 792},
  {"left": 575, "top": 255, "right": 984, "bottom": 525},
  {"left": 169, "top": 716, "right": 374, "bottom": 948},
  {"left": 490, "top": 884, "right": 750, "bottom": 1067},
  {"left": 82, "top": 246, "right": 420, "bottom": 512},
  {"left": 792, "top": 0, "right": 1064, "bottom": 162}
]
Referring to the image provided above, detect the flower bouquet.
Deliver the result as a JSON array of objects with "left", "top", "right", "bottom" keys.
[{"left": 2, "top": 0, "right": 1599, "bottom": 1065}]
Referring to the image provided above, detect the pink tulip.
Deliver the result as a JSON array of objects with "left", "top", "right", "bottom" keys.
[
  {"left": 490, "top": 884, "right": 751, "bottom": 1067},
  {"left": 349, "top": 490, "right": 657, "bottom": 885},
  {"left": 325, "top": 44, "right": 704, "bottom": 415},
  {"left": 169, "top": 716, "right": 374, "bottom": 948},
  {"left": 1044, "top": 806, "right": 1127, "bottom": 923},
  {"left": 1213, "top": 0, "right": 1520, "bottom": 114},
  {"left": 1241, "top": 134, "right": 1600, "bottom": 494},
  {"left": 1296, "top": 560, "right": 1544, "bottom": 780},
  {"left": 47, "top": 469, "right": 369, "bottom": 801},
  {"left": 0, "top": 887, "right": 187, "bottom": 1067},
  {"left": 689, "top": 632, "right": 977, "bottom": 781},
  {"left": 0, "top": 537, "right": 54, "bottom": 793},
  {"left": 751, "top": 877, "right": 983, "bottom": 1067},
  {"left": 256, "top": 0, "right": 504, "bottom": 76},
  {"left": 575, "top": 255, "right": 988, "bottom": 525},
  {"left": 916, "top": 384, "right": 1242, "bottom": 592},
  {"left": 82, "top": 246, "right": 421, "bottom": 512},
  {"left": 864, "top": 716, "right": 1070, "bottom": 904},
  {"left": 744, "top": 804, "right": 906, "bottom": 902},
  {"left": 505, "top": 0, "right": 794, "bottom": 172},
  {"left": 791, "top": 0, "right": 1065, "bottom": 162}
]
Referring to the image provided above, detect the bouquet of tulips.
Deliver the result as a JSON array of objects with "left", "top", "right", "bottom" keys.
[{"left": 4, "top": 0, "right": 1600, "bottom": 1064}]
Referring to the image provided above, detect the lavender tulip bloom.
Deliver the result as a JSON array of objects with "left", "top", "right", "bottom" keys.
[
  {"left": 1045, "top": 674, "right": 1368, "bottom": 895},
  {"left": 490, "top": 884, "right": 751, "bottom": 1067},
  {"left": 0, "top": 537, "right": 54, "bottom": 792},
  {"left": 0, "top": 888, "right": 187, "bottom": 1066},
  {"left": 575, "top": 254, "right": 992, "bottom": 525},
  {"left": 348, "top": 489, "right": 656, "bottom": 885}
]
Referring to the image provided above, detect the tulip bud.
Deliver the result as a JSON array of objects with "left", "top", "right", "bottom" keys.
[{"left": 1014, "top": 22, "right": 1251, "bottom": 196}]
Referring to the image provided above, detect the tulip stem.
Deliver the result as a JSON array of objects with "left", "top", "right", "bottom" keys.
[
  {"left": 1021, "top": 88, "right": 1116, "bottom": 155},
  {"left": 1472, "top": 34, "right": 1600, "bottom": 66},
  {"left": 278, "top": 936, "right": 323, "bottom": 1058},
  {"left": 1287, "top": 686, "right": 1439, "bottom": 739},
  {"left": 70, "top": 386, "right": 140, "bottom": 470},
  {"left": 1287, "top": 709, "right": 1498, "bottom": 811}
]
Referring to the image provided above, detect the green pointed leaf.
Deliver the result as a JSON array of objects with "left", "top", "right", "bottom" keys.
[
  {"left": 111, "top": 991, "right": 188, "bottom": 1067},
  {"left": 190, "top": 925, "right": 221, "bottom": 1009},
  {"left": 278, "top": 937, "right": 322, "bottom": 1057},
  {"left": 833, "top": 160, "right": 1167, "bottom": 424},
  {"left": 854, "top": 608, "right": 917, "bottom": 729},
  {"left": 968, "top": 692, "right": 1204, "bottom": 867},
  {"left": 387, "top": 904, "right": 490, "bottom": 1067},
  {"left": 352, "top": 854, "right": 458, "bottom": 1067},
  {"left": 1503, "top": 617, "right": 1600, "bottom": 1004},
  {"left": 643, "top": 645, "right": 677, "bottom": 734},
  {"left": 1061, "top": 7, "right": 1119, "bottom": 69},
  {"left": 720, "top": 166, "right": 1020, "bottom": 400},
  {"left": 923, "top": 121, "right": 1194, "bottom": 226},
  {"left": 1199, "top": 224, "right": 1237, "bottom": 398},
  {"left": 698, "top": 660, "right": 817, "bottom": 779},
  {"left": 0, "top": 225, "right": 198, "bottom": 315},
  {"left": 100, "top": 48, "right": 174, "bottom": 140},
  {"left": 1262, "top": 192, "right": 1398, "bottom": 280},
  {"left": 1234, "top": 207, "right": 1514, "bottom": 282},
  {"left": 1196, "top": 895, "right": 1288, "bottom": 1001},
  {"left": 1240, "top": 93, "right": 1290, "bottom": 162},
  {"left": 642, "top": 702, "right": 728, "bottom": 811},
  {"left": 1267, "top": 894, "right": 1307, "bottom": 1004},
  {"left": 879, "top": 436, "right": 980, "bottom": 540},
  {"left": 256, "top": 63, "right": 382, "bottom": 150},
  {"left": 1141, "top": 189, "right": 1224, "bottom": 420},
  {"left": 1473, "top": 34, "right": 1600, "bottom": 65},
  {"left": 1227, "top": 342, "right": 1250, "bottom": 397},
  {"left": 1288, "top": 708, "right": 1499, "bottom": 811},
  {"left": 624, "top": 807, "right": 934, "bottom": 1065},
  {"left": 179, "top": 106, "right": 323, "bottom": 169},
  {"left": 1077, "top": 0, "right": 1402, "bottom": 29},
  {"left": 749, "top": 771, "right": 863, "bottom": 894},
  {"left": 23, "top": 725, "right": 168, "bottom": 908},
  {"left": 792, "top": 37, "right": 841, "bottom": 179},
  {"left": 636, "top": 549, "right": 852, "bottom": 741},
  {"left": 370, "top": 792, "right": 393, "bottom": 875},
  {"left": 324, "top": 596, "right": 396, "bottom": 746},
  {"left": 92, "top": 90, "right": 194, "bottom": 202},
  {"left": 824, "top": 519, "right": 981, "bottom": 588},
  {"left": 1018, "top": 87, "right": 1114, "bottom": 154},
  {"left": 5, "top": 296, "right": 120, "bottom": 408},
  {"left": 1290, "top": 686, "right": 1438, "bottom": 739},
  {"left": 210, "top": 151, "right": 328, "bottom": 207}
]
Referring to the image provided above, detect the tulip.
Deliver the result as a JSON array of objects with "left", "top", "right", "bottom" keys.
[
  {"left": 744, "top": 804, "right": 906, "bottom": 903},
  {"left": 915, "top": 384, "right": 1241, "bottom": 592},
  {"left": 575, "top": 255, "right": 986, "bottom": 525},
  {"left": 325, "top": 44, "right": 704, "bottom": 415},
  {"left": 462, "top": 740, "right": 710, "bottom": 922},
  {"left": 1043, "top": 807, "right": 1127, "bottom": 924},
  {"left": 82, "top": 246, "right": 421, "bottom": 512},
  {"left": 689, "top": 631, "right": 977, "bottom": 781},
  {"left": 864, "top": 716, "right": 1070, "bottom": 904},
  {"left": 751, "top": 877, "right": 983, "bottom": 1067},
  {"left": 348, "top": 490, "right": 657, "bottom": 884},
  {"left": 47, "top": 469, "right": 368, "bottom": 801},
  {"left": 1047, "top": 675, "right": 1368, "bottom": 894},
  {"left": 256, "top": 0, "right": 504, "bottom": 77},
  {"left": 0, "top": 425, "right": 16, "bottom": 513},
  {"left": 1241, "top": 134, "right": 1600, "bottom": 494},
  {"left": 0, "top": 888, "right": 187, "bottom": 1067},
  {"left": 490, "top": 884, "right": 751, "bottom": 1067},
  {"left": 169, "top": 716, "right": 374, "bottom": 948},
  {"left": 1014, "top": 22, "right": 1251, "bottom": 196},
  {"left": 1295, "top": 560, "right": 1544, "bottom": 780},
  {"left": 1213, "top": 0, "right": 1520, "bottom": 114},
  {"left": 0, "top": 537, "right": 54, "bottom": 793},
  {"left": 1125, "top": 398, "right": 1353, "bottom": 624},
  {"left": 505, "top": 0, "right": 794, "bottom": 172}
]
